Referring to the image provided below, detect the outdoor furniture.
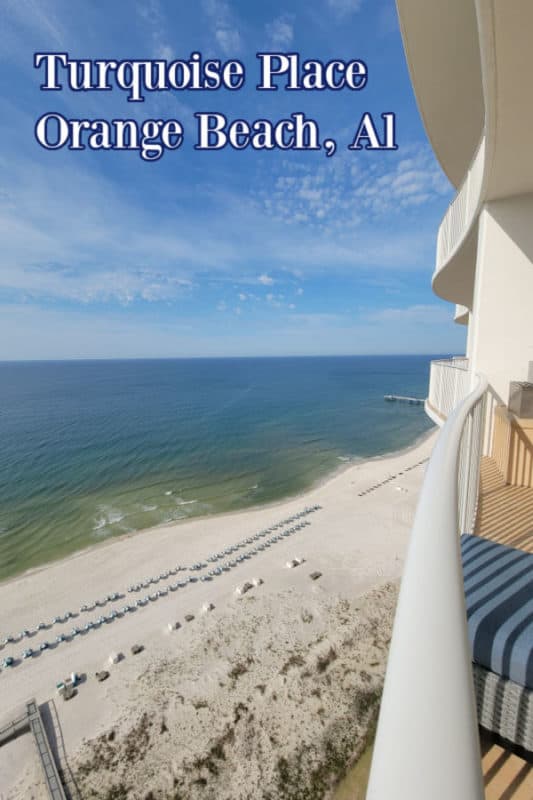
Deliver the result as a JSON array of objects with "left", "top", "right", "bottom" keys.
[{"left": 461, "top": 534, "right": 533, "bottom": 752}]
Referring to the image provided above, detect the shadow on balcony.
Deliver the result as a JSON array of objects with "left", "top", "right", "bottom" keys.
[
  {"left": 481, "top": 730, "right": 533, "bottom": 799},
  {"left": 477, "top": 404, "right": 533, "bottom": 553}
]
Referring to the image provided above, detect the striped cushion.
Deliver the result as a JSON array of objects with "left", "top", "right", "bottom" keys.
[{"left": 461, "top": 534, "right": 533, "bottom": 690}]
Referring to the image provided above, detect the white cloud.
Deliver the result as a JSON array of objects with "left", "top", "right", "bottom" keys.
[
  {"left": 0, "top": 151, "right": 234, "bottom": 304},
  {"left": 202, "top": 0, "right": 241, "bottom": 54},
  {"left": 266, "top": 15, "right": 294, "bottom": 48},
  {"left": 296, "top": 288, "right": 304, "bottom": 296},
  {"left": 215, "top": 27, "right": 241, "bottom": 53},
  {"left": 257, "top": 154, "right": 363, "bottom": 231},
  {"left": 326, "top": 0, "right": 363, "bottom": 19},
  {"left": 0, "top": 135, "right": 443, "bottom": 314},
  {"left": 136, "top": 0, "right": 175, "bottom": 59},
  {"left": 256, "top": 144, "right": 451, "bottom": 232},
  {"left": 238, "top": 293, "right": 247, "bottom": 301},
  {"left": 0, "top": 265, "right": 191, "bottom": 306},
  {"left": 353, "top": 146, "right": 451, "bottom": 214},
  {"left": 363, "top": 304, "right": 451, "bottom": 326},
  {"left": 265, "top": 292, "right": 288, "bottom": 309},
  {"left": 157, "top": 43, "right": 174, "bottom": 60},
  {"left": 289, "top": 312, "right": 343, "bottom": 325}
]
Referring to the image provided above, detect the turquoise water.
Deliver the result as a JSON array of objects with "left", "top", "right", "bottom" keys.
[{"left": 0, "top": 356, "right": 436, "bottom": 580}]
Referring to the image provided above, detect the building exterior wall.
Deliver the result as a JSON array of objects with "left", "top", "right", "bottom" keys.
[{"left": 468, "top": 193, "right": 533, "bottom": 404}]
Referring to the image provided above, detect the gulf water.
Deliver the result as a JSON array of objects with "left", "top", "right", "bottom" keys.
[{"left": 0, "top": 356, "right": 436, "bottom": 581}]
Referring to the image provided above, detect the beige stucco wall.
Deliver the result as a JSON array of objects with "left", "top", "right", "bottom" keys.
[{"left": 468, "top": 194, "right": 533, "bottom": 403}]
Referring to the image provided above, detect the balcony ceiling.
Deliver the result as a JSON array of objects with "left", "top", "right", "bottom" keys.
[
  {"left": 398, "top": 0, "right": 533, "bottom": 200},
  {"left": 396, "top": 0, "right": 484, "bottom": 189},
  {"left": 401, "top": 1, "right": 533, "bottom": 311},
  {"left": 478, "top": 2, "right": 533, "bottom": 200}
]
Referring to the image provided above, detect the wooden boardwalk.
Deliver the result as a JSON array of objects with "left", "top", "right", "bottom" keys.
[
  {"left": 0, "top": 711, "right": 29, "bottom": 746},
  {"left": 26, "top": 700, "right": 67, "bottom": 800}
]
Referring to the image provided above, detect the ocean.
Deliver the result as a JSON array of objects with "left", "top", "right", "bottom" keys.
[{"left": 0, "top": 356, "right": 436, "bottom": 581}]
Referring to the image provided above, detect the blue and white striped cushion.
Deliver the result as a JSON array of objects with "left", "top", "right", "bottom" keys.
[{"left": 461, "top": 534, "right": 533, "bottom": 690}]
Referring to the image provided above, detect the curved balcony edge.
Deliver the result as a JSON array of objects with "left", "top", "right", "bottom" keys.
[
  {"left": 367, "top": 373, "right": 488, "bottom": 800},
  {"left": 432, "top": 138, "right": 486, "bottom": 308},
  {"left": 454, "top": 304, "right": 469, "bottom": 325},
  {"left": 424, "top": 398, "right": 445, "bottom": 427},
  {"left": 426, "top": 357, "right": 470, "bottom": 425}
]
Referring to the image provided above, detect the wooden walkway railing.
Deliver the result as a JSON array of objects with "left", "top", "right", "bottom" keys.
[
  {"left": 0, "top": 711, "right": 30, "bottom": 745},
  {"left": 26, "top": 699, "right": 67, "bottom": 800}
]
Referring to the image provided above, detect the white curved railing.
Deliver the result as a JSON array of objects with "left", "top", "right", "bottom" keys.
[
  {"left": 367, "top": 374, "right": 488, "bottom": 800},
  {"left": 427, "top": 357, "right": 470, "bottom": 424},
  {"left": 435, "top": 138, "right": 486, "bottom": 272}
]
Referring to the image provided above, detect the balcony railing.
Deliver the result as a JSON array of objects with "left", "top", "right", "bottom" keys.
[
  {"left": 435, "top": 138, "right": 485, "bottom": 272},
  {"left": 427, "top": 357, "right": 470, "bottom": 424},
  {"left": 367, "top": 374, "right": 488, "bottom": 800}
]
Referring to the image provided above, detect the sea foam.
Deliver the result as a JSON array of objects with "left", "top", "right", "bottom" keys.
[{"left": 93, "top": 507, "right": 126, "bottom": 532}]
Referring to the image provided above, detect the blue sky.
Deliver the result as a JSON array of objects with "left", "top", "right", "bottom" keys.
[{"left": 0, "top": 0, "right": 466, "bottom": 359}]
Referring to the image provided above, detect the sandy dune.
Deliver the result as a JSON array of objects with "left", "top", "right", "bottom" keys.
[{"left": 0, "top": 431, "right": 436, "bottom": 799}]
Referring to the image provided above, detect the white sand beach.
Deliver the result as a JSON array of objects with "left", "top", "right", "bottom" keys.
[{"left": 0, "top": 431, "right": 436, "bottom": 800}]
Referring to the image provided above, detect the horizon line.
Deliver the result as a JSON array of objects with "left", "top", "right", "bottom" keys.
[{"left": 0, "top": 352, "right": 457, "bottom": 364}]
